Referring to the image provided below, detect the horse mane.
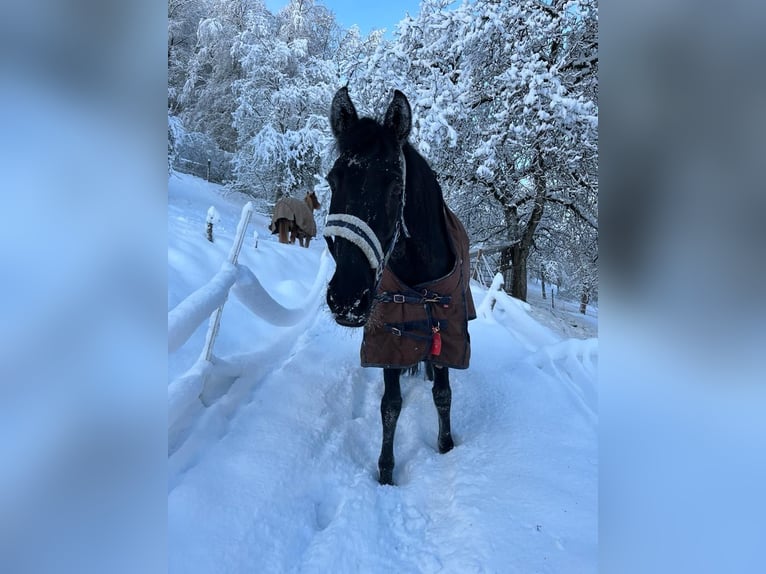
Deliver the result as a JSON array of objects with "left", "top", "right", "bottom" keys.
[{"left": 400, "top": 142, "right": 446, "bottom": 205}]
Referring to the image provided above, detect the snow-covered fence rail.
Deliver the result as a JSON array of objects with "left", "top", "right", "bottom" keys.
[
  {"left": 168, "top": 202, "right": 253, "bottom": 354},
  {"left": 168, "top": 201, "right": 335, "bottom": 434},
  {"left": 167, "top": 208, "right": 334, "bottom": 352},
  {"left": 168, "top": 264, "right": 239, "bottom": 353},
  {"left": 476, "top": 273, "right": 505, "bottom": 319},
  {"left": 232, "top": 252, "right": 333, "bottom": 327}
]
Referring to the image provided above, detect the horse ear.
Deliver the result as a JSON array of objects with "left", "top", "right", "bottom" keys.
[
  {"left": 330, "top": 87, "right": 358, "bottom": 137},
  {"left": 384, "top": 90, "right": 412, "bottom": 143}
]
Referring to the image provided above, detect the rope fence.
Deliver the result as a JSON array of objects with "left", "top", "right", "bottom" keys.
[{"left": 168, "top": 201, "right": 334, "bottom": 430}]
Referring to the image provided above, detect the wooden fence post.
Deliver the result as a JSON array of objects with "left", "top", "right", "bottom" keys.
[{"left": 206, "top": 206, "right": 219, "bottom": 242}]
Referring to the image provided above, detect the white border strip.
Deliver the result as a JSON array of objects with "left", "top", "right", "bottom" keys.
[{"left": 324, "top": 215, "right": 382, "bottom": 269}]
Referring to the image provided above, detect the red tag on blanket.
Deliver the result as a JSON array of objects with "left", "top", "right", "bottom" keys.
[{"left": 430, "top": 329, "right": 442, "bottom": 356}]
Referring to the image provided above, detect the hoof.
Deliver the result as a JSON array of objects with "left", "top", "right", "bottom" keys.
[
  {"left": 438, "top": 434, "right": 454, "bottom": 454},
  {"left": 378, "top": 469, "right": 394, "bottom": 485}
]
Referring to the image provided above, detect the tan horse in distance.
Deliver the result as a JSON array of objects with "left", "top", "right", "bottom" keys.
[{"left": 269, "top": 191, "right": 321, "bottom": 247}]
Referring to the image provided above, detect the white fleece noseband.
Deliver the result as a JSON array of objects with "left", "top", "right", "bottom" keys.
[{"left": 323, "top": 214, "right": 383, "bottom": 269}]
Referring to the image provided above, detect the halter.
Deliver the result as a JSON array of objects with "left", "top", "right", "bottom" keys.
[{"left": 323, "top": 150, "right": 409, "bottom": 287}]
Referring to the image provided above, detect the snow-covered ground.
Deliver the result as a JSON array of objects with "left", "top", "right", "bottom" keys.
[{"left": 168, "top": 172, "right": 598, "bottom": 573}]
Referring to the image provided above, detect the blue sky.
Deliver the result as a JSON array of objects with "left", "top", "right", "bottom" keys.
[{"left": 264, "top": 0, "right": 424, "bottom": 37}]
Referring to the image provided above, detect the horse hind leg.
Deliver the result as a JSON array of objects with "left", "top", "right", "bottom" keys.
[
  {"left": 425, "top": 361, "right": 435, "bottom": 381},
  {"left": 378, "top": 368, "right": 402, "bottom": 485},
  {"left": 432, "top": 366, "right": 454, "bottom": 454},
  {"left": 278, "top": 220, "right": 289, "bottom": 244}
]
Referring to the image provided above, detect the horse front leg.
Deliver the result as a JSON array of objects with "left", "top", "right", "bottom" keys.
[
  {"left": 432, "top": 366, "right": 454, "bottom": 454},
  {"left": 378, "top": 368, "right": 402, "bottom": 485}
]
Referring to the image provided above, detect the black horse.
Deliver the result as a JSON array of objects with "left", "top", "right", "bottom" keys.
[{"left": 324, "top": 87, "right": 475, "bottom": 485}]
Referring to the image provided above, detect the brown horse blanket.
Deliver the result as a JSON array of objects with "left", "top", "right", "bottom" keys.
[
  {"left": 361, "top": 207, "right": 476, "bottom": 369},
  {"left": 269, "top": 197, "right": 317, "bottom": 237}
]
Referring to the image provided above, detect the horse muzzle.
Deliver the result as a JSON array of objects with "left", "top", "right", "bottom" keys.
[{"left": 326, "top": 287, "right": 372, "bottom": 328}]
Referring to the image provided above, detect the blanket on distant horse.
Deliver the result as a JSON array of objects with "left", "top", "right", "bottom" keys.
[
  {"left": 361, "top": 207, "right": 476, "bottom": 369},
  {"left": 269, "top": 197, "right": 317, "bottom": 237}
]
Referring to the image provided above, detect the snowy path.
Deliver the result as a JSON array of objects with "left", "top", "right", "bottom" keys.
[{"left": 168, "top": 173, "right": 598, "bottom": 573}]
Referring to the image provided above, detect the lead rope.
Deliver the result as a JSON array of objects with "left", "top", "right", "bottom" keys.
[
  {"left": 373, "top": 149, "right": 408, "bottom": 288},
  {"left": 399, "top": 150, "right": 410, "bottom": 239}
]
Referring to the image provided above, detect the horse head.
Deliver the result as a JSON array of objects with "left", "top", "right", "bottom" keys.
[
  {"left": 305, "top": 191, "right": 321, "bottom": 211},
  {"left": 324, "top": 87, "right": 411, "bottom": 327}
]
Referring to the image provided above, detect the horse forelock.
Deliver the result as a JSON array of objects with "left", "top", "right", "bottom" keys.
[{"left": 335, "top": 117, "right": 401, "bottom": 162}]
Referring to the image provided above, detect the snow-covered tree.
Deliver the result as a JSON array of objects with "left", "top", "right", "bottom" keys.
[
  {"left": 169, "top": 0, "right": 205, "bottom": 113},
  {"left": 231, "top": 0, "right": 340, "bottom": 203},
  {"left": 453, "top": 0, "right": 598, "bottom": 301},
  {"left": 166, "top": 0, "right": 598, "bottom": 303},
  {"left": 180, "top": 0, "right": 261, "bottom": 153},
  {"left": 356, "top": 0, "right": 598, "bottom": 301},
  {"left": 168, "top": 114, "right": 185, "bottom": 174}
]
